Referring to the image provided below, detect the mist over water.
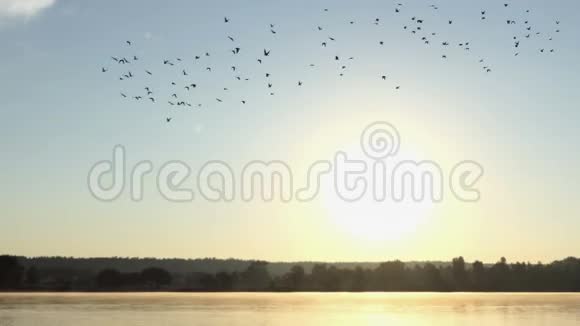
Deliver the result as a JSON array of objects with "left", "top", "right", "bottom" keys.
[{"left": 1, "top": 293, "right": 579, "bottom": 326}]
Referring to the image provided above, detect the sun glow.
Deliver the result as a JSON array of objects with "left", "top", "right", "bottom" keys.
[
  {"left": 323, "top": 191, "right": 433, "bottom": 243},
  {"left": 320, "top": 144, "right": 435, "bottom": 243}
]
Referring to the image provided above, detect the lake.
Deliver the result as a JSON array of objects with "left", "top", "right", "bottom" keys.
[{"left": 0, "top": 293, "right": 578, "bottom": 325}]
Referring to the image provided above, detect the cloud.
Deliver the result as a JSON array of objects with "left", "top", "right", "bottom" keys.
[{"left": 0, "top": 0, "right": 56, "bottom": 18}]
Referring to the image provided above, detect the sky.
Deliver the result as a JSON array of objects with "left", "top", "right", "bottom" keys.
[{"left": 0, "top": 0, "right": 579, "bottom": 263}]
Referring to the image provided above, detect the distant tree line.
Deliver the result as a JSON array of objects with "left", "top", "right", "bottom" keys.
[{"left": 1, "top": 255, "right": 579, "bottom": 292}]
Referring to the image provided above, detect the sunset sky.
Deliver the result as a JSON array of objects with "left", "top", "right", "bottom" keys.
[{"left": 1, "top": 0, "right": 579, "bottom": 263}]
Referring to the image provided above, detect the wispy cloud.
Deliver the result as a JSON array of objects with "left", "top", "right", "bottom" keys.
[{"left": 0, "top": 0, "right": 56, "bottom": 18}]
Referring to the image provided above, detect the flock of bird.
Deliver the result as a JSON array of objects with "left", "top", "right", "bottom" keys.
[{"left": 100, "top": 3, "right": 562, "bottom": 123}]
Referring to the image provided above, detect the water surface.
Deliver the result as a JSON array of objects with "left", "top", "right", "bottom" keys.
[{"left": 0, "top": 293, "right": 578, "bottom": 325}]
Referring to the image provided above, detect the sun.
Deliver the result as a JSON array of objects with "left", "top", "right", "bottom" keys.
[
  {"left": 320, "top": 144, "right": 434, "bottom": 243},
  {"left": 323, "top": 192, "right": 432, "bottom": 243}
]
